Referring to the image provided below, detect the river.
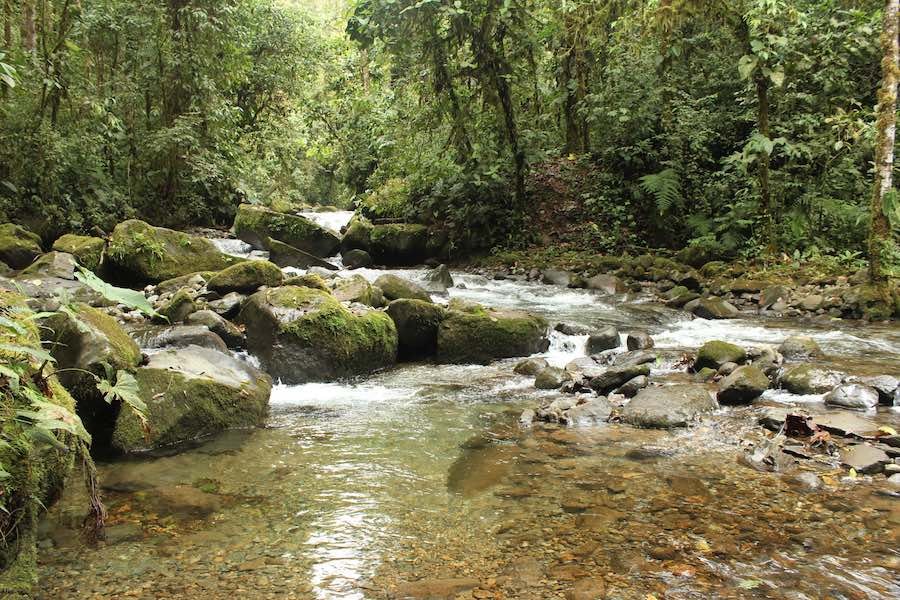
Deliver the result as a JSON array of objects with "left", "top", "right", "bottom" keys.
[{"left": 37, "top": 213, "right": 900, "bottom": 599}]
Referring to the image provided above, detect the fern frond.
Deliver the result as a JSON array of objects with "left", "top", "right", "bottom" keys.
[{"left": 639, "top": 168, "right": 682, "bottom": 214}]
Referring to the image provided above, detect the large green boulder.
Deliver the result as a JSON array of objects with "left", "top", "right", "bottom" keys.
[
  {"left": 51, "top": 234, "right": 105, "bottom": 271},
  {"left": 19, "top": 251, "right": 77, "bottom": 280},
  {"left": 436, "top": 306, "right": 549, "bottom": 364},
  {"left": 266, "top": 237, "right": 338, "bottom": 271},
  {"left": 369, "top": 223, "right": 429, "bottom": 266},
  {"left": 111, "top": 346, "right": 272, "bottom": 453},
  {"left": 233, "top": 204, "right": 340, "bottom": 258},
  {"left": 694, "top": 341, "right": 746, "bottom": 371},
  {"left": 374, "top": 273, "right": 430, "bottom": 302},
  {"left": 237, "top": 286, "right": 398, "bottom": 383},
  {"left": 780, "top": 364, "right": 844, "bottom": 395},
  {"left": 0, "top": 223, "right": 42, "bottom": 269},
  {"left": 107, "top": 219, "right": 238, "bottom": 284},
  {"left": 0, "top": 292, "right": 78, "bottom": 596},
  {"left": 206, "top": 260, "right": 283, "bottom": 294},
  {"left": 340, "top": 215, "right": 374, "bottom": 252},
  {"left": 386, "top": 299, "right": 447, "bottom": 359},
  {"left": 42, "top": 303, "right": 142, "bottom": 448},
  {"left": 717, "top": 365, "right": 769, "bottom": 404}
]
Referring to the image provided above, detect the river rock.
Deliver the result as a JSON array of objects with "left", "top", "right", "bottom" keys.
[
  {"left": 536, "top": 397, "right": 580, "bottom": 423},
  {"left": 542, "top": 269, "right": 573, "bottom": 286},
  {"left": 620, "top": 384, "right": 717, "bottom": 428},
  {"left": 615, "top": 375, "right": 648, "bottom": 398},
  {"left": 691, "top": 297, "right": 739, "bottom": 319},
  {"left": 424, "top": 264, "right": 454, "bottom": 293},
  {"left": 562, "top": 398, "right": 613, "bottom": 426},
  {"left": 52, "top": 233, "right": 105, "bottom": 271},
  {"left": 626, "top": 332, "right": 654, "bottom": 351},
  {"left": 586, "top": 274, "right": 624, "bottom": 294},
  {"left": 156, "top": 272, "right": 210, "bottom": 295},
  {"left": 759, "top": 285, "right": 790, "bottom": 309},
  {"left": 556, "top": 322, "right": 591, "bottom": 336},
  {"left": 694, "top": 340, "right": 746, "bottom": 371},
  {"left": 587, "top": 363, "right": 651, "bottom": 395},
  {"left": 185, "top": 310, "right": 245, "bottom": 348},
  {"left": 238, "top": 286, "right": 397, "bottom": 383},
  {"left": 232, "top": 204, "right": 340, "bottom": 257},
  {"left": 20, "top": 251, "right": 77, "bottom": 280},
  {"left": 341, "top": 248, "right": 372, "bottom": 269},
  {"left": 717, "top": 365, "right": 769, "bottom": 404},
  {"left": 780, "top": 364, "right": 843, "bottom": 395},
  {"left": 206, "top": 260, "right": 283, "bottom": 294},
  {"left": 107, "top": 219, "right": 238, "bottom": 283},
  {"left": 393, "top": 578, "right": 478, "bottom": 599},
  {"left": 132, "top": 325, "right": 228, "bottom": 353},
  {"left": 285, "top": 273, "right": 330, "bottom": 291},
  {"left": 331, "top": 274, "right": 384, "bottom": 307},
  {"left": 587, "top": 326, "right": 620, "bottom": 353},
  {"left": 800, "top": 294, "right": 825, "bottom": 311},
  {"left": 535, "top": 367, "right": 572, "bottom": 390},
  {"left": 851, "top": 375, "right": 899, "bottom": 405},
  {"left": 111, "top": 345, "right": 271, "bottom": 453},
  {"left": 437, "top": 306, "right": 548, "bottom": 365},
  {"left": 0, "top": 222, "right": 42, "bottom": 269},
  {"left": 207, "top": 292, "right": 245, "bottom": 318},
  {"left": 386, "top": 299, "right": 446, "bottom": 359},
  {"left": 158, "top": 287, "right": 197, "bottom": 323},
  {"left": 516, "top": 357, "right": 550, "bottom": 376},
  {"left": 778, "top": 336, "right": 824, "bottom": 360},
  {"left": 823, "top": 384, "right": 879, "bottom": 411},
  {"left": 368, "top": 223, "right": 429, "bottom": 265},
  {"left": 840, "top": 444, "right": 889, "bottom": 474},
  {"left": 374, "top": 273, "right": 431, "bottom": 302},
  {"left": 267, "top": 238, "right": 338, "bottom": 270}
]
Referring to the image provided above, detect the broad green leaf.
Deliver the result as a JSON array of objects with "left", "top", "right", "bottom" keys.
[
  {"left": 0, "top": 343, "right": 55, "bottom": 364},
  {"left": 738, "top": 55, "right": 758, "bottom": 80},
  {"left": 74, "top": 267, "right": 162, "bottom": 318},
  {"left": 769, "top": 69, "right": 785, "bottom": 88}
]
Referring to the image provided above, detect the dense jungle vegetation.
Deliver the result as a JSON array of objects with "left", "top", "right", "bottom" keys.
[{"left": 0, "top": 0, "right": 898, "bottom": 279}]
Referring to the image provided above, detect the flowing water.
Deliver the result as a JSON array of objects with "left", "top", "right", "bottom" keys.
[{"left": 38, "top": 213, "right": 900, "bottom": 599}]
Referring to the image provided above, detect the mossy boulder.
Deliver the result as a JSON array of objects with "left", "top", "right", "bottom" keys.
[
  {"left": 0, "top": 293, "right": 79, "bottom": 596},
  {"left": 845, "top": 283, "right": 895, "bottom": 320},
  {"left": 159, "top": 288, "right": 197, "bottom": 323},
  {"left": 691, "top": 297, "right": 739, "bottom": 319},
  {"left": 369, "top": 223, "right": 429, "bottom": 266},
  {"left": 717, "top": 365, "right": 769, "bottom": 404},
  {"left": 778, "top": 336, "right": 823, "bottom": 360},
  {"left": 342, "top": 248, "right": 373, "bottom": 270},
  {"left": 156, "top": 271, "right": 214, "bottom": 295},
  {"left": 51, "top": 234, "right": 105, "bottom": 271},
  {"left": 374, "top": 273, "right": 430, "bottom": 302},
  {"left": 111, "top": 346, "right": 272, "bottom": 453},
  {"left": 107, "top": 219, "right": 238, "bottom": 284},
  {"left": 780, "top": 364, "right": 844, "bottom": 395},
  {"left": 0, "top": 223, "right": 42, "bottom": 269},
  {"left": 42, "top": 302, "right": 142, "bottom": 449},
  {"left": 386, "top": 299, "right": 447, "bottom": 359},
  {"left": 185, "top": 310, "right": 245, "bottom": 348},
  {"left": 237, "top": 286, "right": 398, "bottom": 383},
  {"left": 534, "top": 367, "right": 572, "bottom": 390},
  {"left": 19, "top": 251, "right": 77, "bottom": 280},
  {"left": 436, "top": 306, "right": 549, "bottom": 364},
  {"left": 621, "top": 384, "right": 718, "bottom": 428},
  {"left": 694, "top": 341, "right": 746, "bottom": 372},
  {"left": 206, "top": 260, "right": 283, "bottom": 294},
  {"left": 233, "top": 204, "right": 340, "bottom": 258},
  {"left": 284, "top": 273, "right": 330, "bottom": 291},
  {"left": 340, "top": 215, "right": 374, "bottom": 252},
  {"left": 331, "top": 274, "right": 384, "bottom": 307},
  {"left": 267, "top": 237, "right": 338, "bottom": 271}
]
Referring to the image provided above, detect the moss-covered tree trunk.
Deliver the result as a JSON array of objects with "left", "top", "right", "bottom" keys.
[{"left": 868, "top": 0, "right": 899, "bottom": 283}]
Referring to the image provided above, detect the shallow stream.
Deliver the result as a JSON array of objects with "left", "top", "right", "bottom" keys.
[{"left": 38, "top": 214, "right": 900, "bottom": 599}]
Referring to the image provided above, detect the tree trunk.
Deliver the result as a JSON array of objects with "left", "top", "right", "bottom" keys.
[
  {"left": 869, "top": 0, "right": 899, "bottom": 282},
  {"left": 755, "top": 70, "right": 775, "bottom": 253},
  {"left": 21, "top": 0, "right": 34, "bottom": 51},
  {"left": 3, "top": 0, "right": 11, "bottom": 50}
]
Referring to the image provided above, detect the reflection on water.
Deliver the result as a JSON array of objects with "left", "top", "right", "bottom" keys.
[{"left": 36, "top": 236, "right": 900, "bottom": 599}]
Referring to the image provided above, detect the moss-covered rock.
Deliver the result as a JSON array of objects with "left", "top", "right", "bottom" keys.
[
  {"left": 694, "top": 341, "right": 746, "bottom": 371},
  {"left": 19, "top": 251, "right": 77, "bottom": 280},
  {"left": 267, "top": 237, "right": 339, "bottom": 271},
  {"left": 51, "top": 234, "right": 105, "bottom": 271},
  {"left": 0, "top": 223, "right": 42, "bottom": 270},
  {"left": 436, "top": 306, "right": 549, "bottom": 364},
  {"left": 369, "top": 223, "right": 429, "bottom": 266},
  {"left": 717, "top": 365, "right": 769, "bottom": 404},
  {"left": 778, "top": 336, "right": 823, "bottom": 360},
  {"left": 780, "top": 364, "right": 844, "bottom": 395},
  {"left": 621, "top": 384, "right": 718, "bottom": 428},
  {"left": 42, "top": 302, "right": 142, "bottom": 449},
  {"left": 691, "top": 296, "right": 739, "bottom": 319},
  {"left": 845, "top": 283, "right": 894, "bottom": 321},
  {"left": 237, "top": 286, "right": 398, "bottom": 383},
  {"left": 340, "top": 215, "right": 374, "bottom": 252},
  {"left": 185, "top": 310, "right": 245, "bottom": 348},
  {"left": 107, "top": 219, "right": 238, "bottom": 284},
  {"left": 159, "top": 287, "right": 197, "bottom": 323},
  {"left": 111, "top": 346, "right": 272, "bottom": 453},
  {"left": 233, "top": 204, "right": 340, "bottom": 257},
  {"left": 341, "top": 248, "right": 373, "bottom": 270},
  {"left": 374, "top": 273, "right": 430, "bottom": 302},
  {"left": 0, "top": 292, "right": 79, "bottom": 596},
  {"left": 156, "top": 271, "right": 214, "bottom": 295},
  {"left": 283, "top": 273, "right": 330, "bottom": 291},
  {"left": 386, "top": 299, "right": 447, "bottom": 359},
  {"left": 331, "top": 274, "right": 384, "bottom": 307},
  {"left": 206, "top": 260, "right": 283, "bottom": 294}
]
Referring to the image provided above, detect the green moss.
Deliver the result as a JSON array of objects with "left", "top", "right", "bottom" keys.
[
  {"left": 69, "top": 304, "right": 142, "bottom": 368},
  {"left": 233, "top": 204, "right": 340, "bottom": 257},
  {"left": 437, "top": 308, "right": 548, "bottom": 364},
  {"left": 156, "top": 271, "right": 216, "bottom": 295},
  {"left": 108, "top": 219, "right": 238, "bottom": 283},
  {"left": 332, "top": 274, "right": 384, "bottom": 306},
  {"left": 206, "top": 260, "right": 283, "bottom": 294},
  {"left": 340, "top": 215, "right": 374, "bottom": 251},
  {"left": 694, "top": 340, "right": 746, "bottom": 371},
  {"left": 51, "top": 234, "right": 105, "bottom": 271},
  {"left": 159, "top": 288, "right": 197, "bottom": 323},
  {"left": 368, "top": 223, "right": 428, "bottom": 265},
  {"left": 0, "top": 223, "right": 43, "bottom": 270},
  {"left": 284, "top": 273, "right": 330, "bottom": 291}
]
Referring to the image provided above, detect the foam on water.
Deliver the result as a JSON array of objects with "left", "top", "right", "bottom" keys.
[{"left": 301, "top": 210, "right": 354, "bottom": 233}]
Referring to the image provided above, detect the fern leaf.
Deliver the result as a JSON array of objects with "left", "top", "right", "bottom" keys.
[{"left": 639, "top": 168, "right": 682, "bottom": 215}]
